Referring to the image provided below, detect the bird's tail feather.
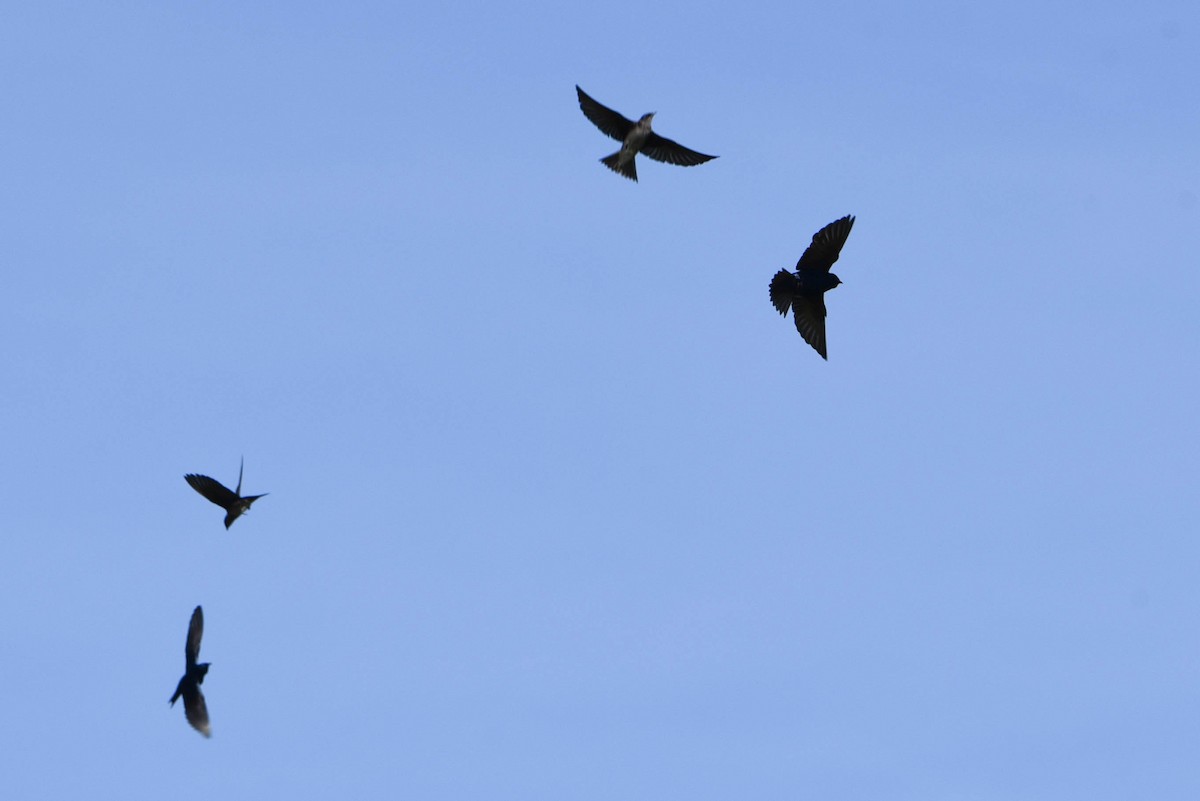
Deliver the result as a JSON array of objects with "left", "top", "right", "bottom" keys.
[
  {"left": 769, "top": 270, "right": 796, "bottom": 317},
  {"left": 601, "top": 152, "right": 637, "bottom": 182}
]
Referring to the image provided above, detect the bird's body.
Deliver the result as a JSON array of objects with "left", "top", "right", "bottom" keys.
[
  {"left": 169, "top": 605, "right": 212, "bottom": 738},
  {"left": 185, "top": 457, "right": 267, "bottom": 529},
  {"left": 576, "top": 85, "right": 716, "bottom": 182},
  {"left": 769, "top": 215, "right": 856, "bottom": 360},
  {"left": 602, "top": 116, "right": 653, "bottom": 180}
]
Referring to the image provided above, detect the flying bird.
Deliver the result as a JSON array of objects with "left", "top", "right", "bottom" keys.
[
  {"left": 769, "top": 215, "right": 856, "bottom": 360},
  {"left": 576, "top": 85, "right": 716, "bottom": 182},
  {"left": 169, "top": 605, "right": 212, "bottom": 738},
  {"left": 185, "top": 457, "right": 268, "bottom": 529}
]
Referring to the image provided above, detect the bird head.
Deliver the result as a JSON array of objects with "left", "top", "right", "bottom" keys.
[
  {"left": 639, "top": 112, "right": 656, "bottom": 126},
  {"left": 196, "top": 663, "right": 211, "bottom": 683}
]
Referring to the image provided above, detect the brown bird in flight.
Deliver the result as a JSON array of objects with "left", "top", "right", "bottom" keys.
[
  {"left": 576, "top": 85, "right": 717, "bottom": 182},
  {"left": 185, "top": 457, "right": 267, "bottom": 529},
  {"left": 769, "top": 215, "right": 856, "bottom": 360},
  {"left": 169, "top": 605, "right": 212, "bottom": 738}
]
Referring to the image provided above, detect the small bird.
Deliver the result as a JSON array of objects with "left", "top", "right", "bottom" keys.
[
  {"left": 185, "top": 457, "right": 268, "bottom": 529},
  {"left": 576, "top": 85, "right": 717, "bottom": 182},
  {"left": 169, "top": 605, "right": 212, "bottom": 738},
  {"left": 769, "top": 215, "right": 856, "bottom": 360}
]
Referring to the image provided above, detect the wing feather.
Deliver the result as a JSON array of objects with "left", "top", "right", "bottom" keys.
[
  {"left": 186, "top": 606, "right": 203, "bottom": 667},
  {"left": 791, "top": 295, "right": 829, "bottom": 359},
  {"left": 576, "top": 86, "right": 635, "bottom": 142},
  {"left": 795, "top": 215, "right": 855, "bottom": 273},
  {"left": 183, "top": 686, "right": 211, "bottom": 738},
  {"left": 185, "top": 474, "right": 238, "bottom": 510},
  {"left": 640, "top": 132, "right": 717, "bottom": 167}
]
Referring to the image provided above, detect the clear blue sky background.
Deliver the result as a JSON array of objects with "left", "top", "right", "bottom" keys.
[{"left": 3, "top": 1, "right": 1198, "bottom": 798}]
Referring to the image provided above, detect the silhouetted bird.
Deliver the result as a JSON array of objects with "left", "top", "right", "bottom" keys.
[
  {"left": 169, "top": 605, "right": 211, "bottom": 738},
  {"left": 576, "top": 85, "right": 716, "bottom": 182},
  {"left": 185, "top": 457, "right": 267, "bottom": 529},
  {"left": 769, "top": 215, "right": 856, "bottom": 360}
]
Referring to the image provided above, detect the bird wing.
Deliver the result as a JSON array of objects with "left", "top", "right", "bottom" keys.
[
  {"left": 186, "top": 606, "right": 204, "bottom": 667},
  {"left": 183, "top": 685, "right": 212, "bottom": 738},
  {"left": 795, "top": 215, "right": 855, "bottom": 273},
  {"left": 640, "top": 132, "right": 717, "bottom": 167},
  {"left": 791, "top": 294, "right": 829, "bottom": 360},
  {"left": 576, "top": 86, "right": 635, "bottom": 142},
  {"left": 185, "top": 474, "right": 239, "bottom": 509}
]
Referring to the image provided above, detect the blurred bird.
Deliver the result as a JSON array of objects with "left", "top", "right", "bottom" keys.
[
  {"left": 769, "top": 215, "right": 856, "bottom": 359},
  {"left": 576, "top": 85, "right": 717, "bottom": 182},
  {"left": 185, "top": 457, "right": 268, "bottom": 529},
  {"left": 169, "top": 605, "right": 212, "bottom": 738}
]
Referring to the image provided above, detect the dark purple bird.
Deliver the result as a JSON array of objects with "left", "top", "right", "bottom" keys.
[
  {"left": 769, "top": 215, "right": 856, "bottom": 359},
  {"left": 185, "top": 457, "right": 267, "bottom": 529},
  {"left": 576, "top": 85, "right": 717, "bottom": 182},
  {"left": 169, "top": 605, "right": 211, "bottom": 738}
]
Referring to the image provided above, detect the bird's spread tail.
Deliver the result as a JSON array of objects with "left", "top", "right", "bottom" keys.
[
  {"left": 769, "top": 270, "right": 796, "bottom": 317},
  {"left": 601, "top": 152, "right": 637, "bottom": 182}
]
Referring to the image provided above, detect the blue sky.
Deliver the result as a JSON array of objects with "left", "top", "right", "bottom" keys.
[{"left": 3, "top": 1, "right": 1199, "bottom": 798}]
